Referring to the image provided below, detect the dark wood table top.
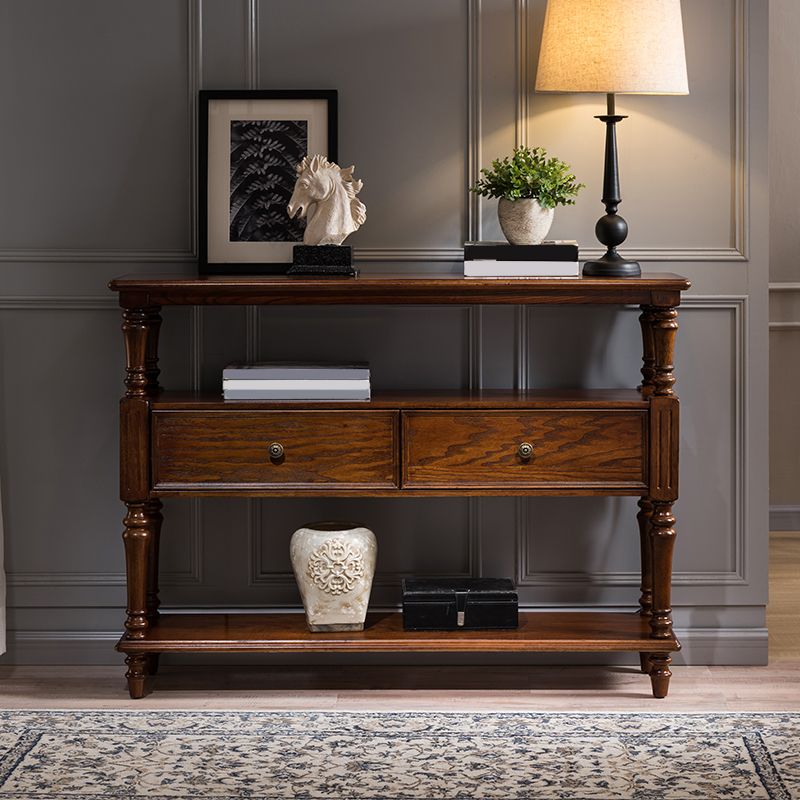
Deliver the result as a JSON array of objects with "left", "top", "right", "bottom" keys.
[{"left": 109, "top": 272, "right": 691, "bottom": 307}]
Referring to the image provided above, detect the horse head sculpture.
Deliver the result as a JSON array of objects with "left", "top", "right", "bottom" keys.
[{"left": 287, "top": 154, "right": 366, "bottom": 245}]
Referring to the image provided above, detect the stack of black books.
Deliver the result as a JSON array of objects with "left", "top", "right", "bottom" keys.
[
  {"left": 223, "top": 362, "right": 370, "bottom": 401},
  {"left": 463, "top": 240, "right": 579, "bottom": 277}
]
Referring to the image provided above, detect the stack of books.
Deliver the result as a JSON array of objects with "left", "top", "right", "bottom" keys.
[
  {"left": 223, "top": 362, "right": 370, "bottom": 401},
  {"left": 463, "top": 241, "right": 579, "bottom": 277}
]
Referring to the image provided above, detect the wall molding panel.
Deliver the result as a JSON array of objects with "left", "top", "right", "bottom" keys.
[
  {"left": 188, "top": 0, "right": 201, "bottom": 260},
  {"left": 769, "top": 282, "right": 800, "bottom": 330},
  {"left": 0, "top": 296, "right": 118, "bottom": 310},
  {"left": 468, "top": 305, "right": 484, "bottom": 391},
  {"left": 0, "top": 0, "right": 747, "bottom": 266},
  {"left": 0, "top": 250, "right": 197, "bottom": 264},
  {"left": 768, "top": 323, "right": 800, "bottom": 331},
  {"left": 733, "top": 0, "right": 750, "bottom": 261},
  {"left": 7, "top": 572, "right": 126, "bottom": 588},
  {"left": 0, "top": 0, "right": 202, "bottom": 264},
  {"left": 1, "top": 296, "right": 204, "bottom": 590},
  {"left": 164, "top": 498, "right": 204, "bottom": 586},
  {"left": 468, "top": 0, "right": 482, "bottom": 242},
  {"left": 246, "top": 0, "right": 260, "bottom": 89},
  {"left": 515, "top": 0, "right": 531, "bottom": 150},
  {"left": 353, "top": 247, "right": 754, "bottom": 264},
  {"left": 515, "top": 296, "right": 749, "bottom": 591},
  {"left": 0, "top": 0, "right": 748, "bottom": 266},
  {"left": 578, "top": 247, "right": 747, "bottom": 263},
  {"left": 513, "top": 0, "right": 749, "bottom": 264},
  {"left": 354, "top": 248, "right": 464, "bottom": 263}
]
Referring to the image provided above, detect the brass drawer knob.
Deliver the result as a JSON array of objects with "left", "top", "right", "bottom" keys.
[
  {"left": 268, "top": 442, "right": 285, "bottom": 460},
  {"left": 517, "top": 442, "right": 534, "bottom": 460}
]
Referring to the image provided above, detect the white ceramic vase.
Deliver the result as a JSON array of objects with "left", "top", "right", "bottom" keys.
[
  {"left": 497, "top": 198, "right": 555, "bottom": 245},
  {"left": 290, "top": 522, "right": 377, "bottom": 632}
]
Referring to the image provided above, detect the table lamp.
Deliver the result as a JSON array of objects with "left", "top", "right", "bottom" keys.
[{"left": 535, "top": 0, "right": 689, "bottom": 277}]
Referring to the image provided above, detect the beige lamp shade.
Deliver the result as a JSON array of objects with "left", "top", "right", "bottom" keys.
[{"left": 535, "top": 0, "right": 689, "bottom": 95}]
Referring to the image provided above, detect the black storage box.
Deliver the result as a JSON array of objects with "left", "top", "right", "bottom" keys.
[{"left": 402, "top": 578, "right": 518, "bottom": 631}]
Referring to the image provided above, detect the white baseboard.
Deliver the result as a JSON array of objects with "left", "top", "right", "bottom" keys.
[
  {"left": 0, "top": 627, "right": 768, "bottom": 667},
  {"left": 770, "top": 505, "right": 800, "bottom": 531}
]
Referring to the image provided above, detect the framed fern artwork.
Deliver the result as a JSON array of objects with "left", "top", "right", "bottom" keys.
[{"left": 199, "top": 89, "right": 338, "bottom": 275}]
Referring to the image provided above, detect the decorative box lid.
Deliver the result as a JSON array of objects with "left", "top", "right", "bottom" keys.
[{"left": 402, "top": 578, "right": 517, "bottom": 602}]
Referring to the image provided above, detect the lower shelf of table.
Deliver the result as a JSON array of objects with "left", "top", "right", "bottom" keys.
[{"left": 116, "top": 612, "right": 680, "bottom": 654}]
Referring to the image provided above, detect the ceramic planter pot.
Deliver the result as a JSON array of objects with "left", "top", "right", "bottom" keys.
[
  {"left": 497, "top": 198, "right": 555, "bottom": 245},
  {"left": 290, "top": 521, "right": 377, "bottom": 632}
]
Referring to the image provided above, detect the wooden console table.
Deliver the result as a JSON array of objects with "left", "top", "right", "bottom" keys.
[{"left": 109, "top": 273, "right": 690, "bottom": 699}]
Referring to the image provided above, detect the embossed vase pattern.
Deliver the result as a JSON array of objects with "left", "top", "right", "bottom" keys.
[{"left": 290, "top": 522, "right": 377, "bottom": 632}]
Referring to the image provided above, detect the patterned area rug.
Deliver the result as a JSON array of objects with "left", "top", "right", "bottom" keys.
[{"left": 0, "top": 711, "right": 798, "bottom": 799}]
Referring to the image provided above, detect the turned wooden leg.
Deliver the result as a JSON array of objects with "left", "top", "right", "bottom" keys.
[
  {"left": 123, "top": 502, "right": 163, "bottom": 697},
  {"left": 649, "top": 501, "right": 676, "bottom": 641},
  {"left": 649, "top": 501, "right": 676, "bottom": 697},
  {"left": 642, "top": 302, "right": 680, "bottom": 696},
  {"left": 122, "top": 306, "right": 162, "bottom": 398},
  {"left": 123, "top": 502, "right": 153, "bottom": 640},
  {"left": 125, "top": 654, "right": 149, "bottom": 699},
  {"left": 637, "top": 498, "right": 654, "bottom": 616},
  {"left": 119, "top": 304, "right": 162, "bottom": 698},
  {"left": 638, "top": 305, "right": 656, "bottom": 397},
  {"left": 650, "top": 306, "right": 678, "bottom": 398},
  {"left": 650, "top": 654, "right": 672, "bottom": 698}
]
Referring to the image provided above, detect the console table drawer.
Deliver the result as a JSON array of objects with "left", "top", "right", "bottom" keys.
[
  {"left": 152, "top": 411, "right": 398, "bottom": 490},
  {"left": 402, "top": 410, "right": 646, "bottom": 488}
]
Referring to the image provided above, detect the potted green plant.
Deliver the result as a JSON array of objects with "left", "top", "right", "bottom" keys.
[{"left": 470, "top": 146, "right": 584, "bottom": 245}]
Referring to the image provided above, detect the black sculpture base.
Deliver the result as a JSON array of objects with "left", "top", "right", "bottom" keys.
[
  {"left": 287, "top": 245, "right": 358, "bottom": 277},
  {"left": 583, "top": 251, "right": 641, "bottom": 278}
]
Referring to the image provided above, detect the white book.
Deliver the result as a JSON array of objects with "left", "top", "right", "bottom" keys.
[
  {"left": 223, "top": 379, "right": 371, "bottom": 391},
  {"left": 464, "top": 260, "right": 579, "bottom": 277},
  {"left": 223, "top": 377, "right": 371, "bottom": 401},
  {"left": 224, "top": 389, "right": 370, "bottom": 400},
  {"left": 223, "top": 362, "right": 369, "bottom": 380}
]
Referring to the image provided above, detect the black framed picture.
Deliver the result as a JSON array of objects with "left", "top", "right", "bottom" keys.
[{"left": 198, "top": 89, "right": 338, "bottom": 275}]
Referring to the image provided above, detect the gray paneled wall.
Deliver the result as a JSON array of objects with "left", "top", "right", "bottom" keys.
[
  {"left": 0, "top": 0, "right": 769, "bottom": 665},
  {"left": 768, "top": 0, "right": 800, "bottom": 530}
]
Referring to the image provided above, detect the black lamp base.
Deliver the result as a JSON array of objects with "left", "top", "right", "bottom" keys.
[
  {"left": 582, "top": 252, "right": 641, "bottom": 278},
  {"left": 587, "top": 94, "right": 642, "bottom": 279}
]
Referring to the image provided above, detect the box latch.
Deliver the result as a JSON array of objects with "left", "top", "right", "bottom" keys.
[{"left": 455, "top": 590, "right": 469, "bottom": 627}]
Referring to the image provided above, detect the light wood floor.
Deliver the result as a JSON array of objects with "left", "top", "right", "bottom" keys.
[{"left": 1, "top": 534, "right": 798, "bottom": 712}]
